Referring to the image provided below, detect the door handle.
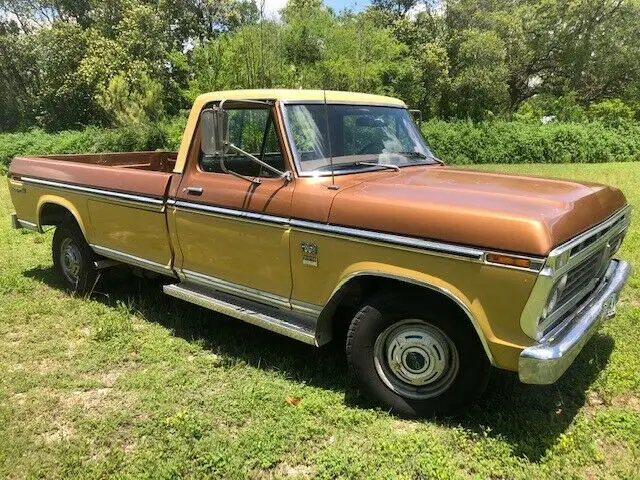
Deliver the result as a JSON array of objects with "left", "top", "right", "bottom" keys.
[{"left": 184, "top": 186, "right": 203, "bottom": 196}]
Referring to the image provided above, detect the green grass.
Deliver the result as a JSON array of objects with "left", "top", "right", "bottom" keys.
[{"left": 1, "top": 163, "right": 639, "bottom": 479}]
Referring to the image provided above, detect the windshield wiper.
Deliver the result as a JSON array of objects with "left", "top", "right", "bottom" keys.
[
  {"left": 356, "top": 162, "right": 400, "bottom": 172},
  {"left": 395, "top": 151, "right": 444, "bottom": 164},
  {"left": 396, "top": 151, "right": 428, "bottom": 159}
]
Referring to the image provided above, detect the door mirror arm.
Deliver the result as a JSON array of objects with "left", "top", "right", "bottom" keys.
[{"left": 225, "top": 143, "right": 292, "bottom": 183}]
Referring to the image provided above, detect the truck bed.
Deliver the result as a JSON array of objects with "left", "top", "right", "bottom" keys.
[
  {"left": 8, "top": 151, "right": 179, "bottom": 271},
  {"left": 33, "top": 151, "right": 178, "bottom": 172},
  {"left": 9, "top": 151, "right": 177, "bottom": 200}
]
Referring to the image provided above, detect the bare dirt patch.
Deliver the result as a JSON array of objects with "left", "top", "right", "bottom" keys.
[{"left": 40, "top": 420, "right": 77, "bottom": 444}]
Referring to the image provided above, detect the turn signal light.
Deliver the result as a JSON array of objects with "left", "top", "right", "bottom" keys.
[{"left": 486, "top": 253, "right": 531, "bottom": 269}]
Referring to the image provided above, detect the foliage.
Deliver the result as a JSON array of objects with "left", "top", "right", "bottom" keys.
[
  {"left": 514, "top": 92, "right": 586, "bottom": 123},
  {"left": 0, "top": 124, "right": 172, "bottom": 173},
  {"left": 96, "top": 71, "right": 165, "bottom": 126},
  {"left": 2, "top": 0, "right": 640, "bottom": 130},
  {"left": 587, "top": 99, "right": 637, "bottom": 126},
  {"left": 421, "top": 120, "right": 640, "bottom": 165},
  {"left": 3, "top": 117, "right": 640, "bottom": 174}
]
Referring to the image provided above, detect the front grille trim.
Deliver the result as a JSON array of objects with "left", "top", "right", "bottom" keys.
[
  {"left": 520, "top": 205, "right": 631, "bottom": 341},
  {"left": 558, "top": 248, "right": 606, "bottom": 306}
]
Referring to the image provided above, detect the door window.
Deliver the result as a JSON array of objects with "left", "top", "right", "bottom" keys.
[{"left": 200, "top": 107, "right": 285, "bottom": 177}]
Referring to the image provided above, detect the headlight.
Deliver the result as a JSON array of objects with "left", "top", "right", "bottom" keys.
[
  {"left": 610, "top": 235, "right": 624, "bottom": 255},
  {"left": 540, "top": 273, "right": 568, "bottom": 321}
]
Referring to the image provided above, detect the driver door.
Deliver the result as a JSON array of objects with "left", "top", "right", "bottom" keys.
[{"left": 172, "top": 103, "right": 294, "bottom": 306}]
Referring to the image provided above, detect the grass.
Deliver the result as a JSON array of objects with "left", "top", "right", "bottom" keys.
[{"left": 1, "top": 162, "right": 639, "bottom": 479}]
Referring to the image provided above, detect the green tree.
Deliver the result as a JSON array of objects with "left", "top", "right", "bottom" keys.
[
  {"left": 447, "top": 29, "right": 509, "bottom": 120},
  {"left": 97, "top": 71, "right": 164, "bottom": 125}
]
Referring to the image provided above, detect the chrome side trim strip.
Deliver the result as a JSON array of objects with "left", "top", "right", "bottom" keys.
[
  {"left": 291, "top": 299, "right": 323, "bottom": 317},
  {"left": 173, "top": 200, "right": 289, "bottom": 226},
  {"left": 163, "top": 283, "right": 317, "bottom": 345},
  {"left": 90, "top": 244, "right": 176, "bottom": 277},
  {"left": 21, "top": 176, "right": 164, "bottom": 207},
  {"left": 18, "top": 219, "right": 40, "bottom": 231},
  {"left": 182, "top": 269, "right": 294, "bottom": 311},
  {"left": 326, "top": 271, "right": 496, "bottom": 366},
  {"left": 173, "top": 199, "right": 486, "bottom": 261},
  {"left": 290, "top": 219, "right": 485, "bottom": 260}
]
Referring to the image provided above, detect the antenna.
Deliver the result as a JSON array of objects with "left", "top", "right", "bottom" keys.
[{"left": 324, "top": 90, "right": 338, "bottom": 190}]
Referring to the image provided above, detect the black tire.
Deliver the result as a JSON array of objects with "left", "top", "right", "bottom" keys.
[
  {"left": 346, "top": 293, "right": 490, "bottom": 417},
  {"left": 52, "top": 219, "right": 99, "bottom": 294}
]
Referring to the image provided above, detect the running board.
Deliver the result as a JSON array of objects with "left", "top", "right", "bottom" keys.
[{"left": 163, "top": 283, "right": 318, "bottom": 346}]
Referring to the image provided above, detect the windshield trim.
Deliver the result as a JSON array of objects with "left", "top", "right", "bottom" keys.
[
  {"left": 279, "top": 99, "right": 408, "bottom": 109},
  {"left": 278, "top": 102, "right": 437, "bottom": 178}
]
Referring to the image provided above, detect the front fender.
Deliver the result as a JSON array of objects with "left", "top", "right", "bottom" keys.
[{"left": 319, "top": 261, "right": 496, "bottom": 365}]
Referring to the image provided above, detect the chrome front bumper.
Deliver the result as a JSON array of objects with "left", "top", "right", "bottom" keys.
[{"left": 519, "top": 259, "right": 631, "bottom": 384}]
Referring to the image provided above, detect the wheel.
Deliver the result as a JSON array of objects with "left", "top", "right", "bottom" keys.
[
  {"left": 52, "top": 219, "right": 99, "bottom": 294},
  {"left": 346, "top": 294, "right": 490, "bottom": 417}
]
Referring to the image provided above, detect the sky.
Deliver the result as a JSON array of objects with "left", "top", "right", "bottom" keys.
[{"left": 256, "top": 0, "right": 371, "bottom": 19}]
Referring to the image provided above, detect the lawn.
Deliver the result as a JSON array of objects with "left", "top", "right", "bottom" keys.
[{"left": 1, "top": 162, "right": 639, "bottom": 479}]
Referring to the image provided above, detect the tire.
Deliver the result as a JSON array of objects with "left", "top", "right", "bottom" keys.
[
  {"left": 52, "top": 219, "right": 99, "bottom": 294},
  {"left": 346, "top": 293, "right": 490, "bottom": 417}
]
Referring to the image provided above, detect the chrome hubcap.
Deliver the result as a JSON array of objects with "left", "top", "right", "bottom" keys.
[
  {"left": 60, "top": 238, "right": 82, "bottom": 284},
  {"left": 374, "top": 319, "right": 459, "bottom": 399}
]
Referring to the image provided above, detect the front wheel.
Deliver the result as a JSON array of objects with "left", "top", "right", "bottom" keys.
[
  {"left": 52, "top": 219, "right": 99, "bottom": 294},
  {"left": 346, "top": 294, "right": 490, "bottom": 417}
]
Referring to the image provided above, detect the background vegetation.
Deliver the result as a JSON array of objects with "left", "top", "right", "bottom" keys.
[
  {"left": 3, "top": 119, "right": 640, "bottom": 173},
  {"left": 1, "top": 0, "right": 640, "bottom": 132}
]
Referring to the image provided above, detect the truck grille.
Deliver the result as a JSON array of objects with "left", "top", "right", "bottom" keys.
[{"left": 557, "top": 247, "right": 607, "bottom": 307}]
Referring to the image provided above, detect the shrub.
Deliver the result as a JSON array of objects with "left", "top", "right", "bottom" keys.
[
  {"left": 586, "top": 99, "right": 637, "bottom": 126},
  {"left": 421, "top": 120, "right": 640, "bottom": 164},
  {"left": 2, "top": 117, "right": 640, "bottom": 174},
  {"left": 0, "top": 123, "right": 176, "bottom": 173}
]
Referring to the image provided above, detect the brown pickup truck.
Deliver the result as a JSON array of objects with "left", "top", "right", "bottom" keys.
[{"left": 8, "top": 89, "right": 632, "bottom": 416}]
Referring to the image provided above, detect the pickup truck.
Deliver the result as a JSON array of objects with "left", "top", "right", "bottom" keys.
[{"left": 8, "top": 89, "right": 632, "bottom": 417}]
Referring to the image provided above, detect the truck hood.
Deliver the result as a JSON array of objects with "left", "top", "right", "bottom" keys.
[{"left": 329, "top": 166, "right": 627, "bottom": 255}]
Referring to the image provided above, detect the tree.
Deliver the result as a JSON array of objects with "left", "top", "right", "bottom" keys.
[{"left": 446, "top": 29, "right": 509, "bottom": 119}]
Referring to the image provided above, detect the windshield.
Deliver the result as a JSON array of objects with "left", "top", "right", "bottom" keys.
[{"left": 282, "top": 103, "right": 438, "bottom": 174}]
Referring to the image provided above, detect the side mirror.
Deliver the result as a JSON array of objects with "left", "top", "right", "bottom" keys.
[
  {"left": 200, "top": 107, "right": 228, "bottom": 156},
  {"left": 409, "top": 109, "right": 423, "bottom": 128}
]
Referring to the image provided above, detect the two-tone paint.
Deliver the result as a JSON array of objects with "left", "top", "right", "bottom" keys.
[{"left": 7, "top": 89, "right": 631, "bottom": 375}]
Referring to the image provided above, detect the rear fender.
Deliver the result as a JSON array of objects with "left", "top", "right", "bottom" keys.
[{"left": 37, "top": 195, "right": 89, "bottom": 239}]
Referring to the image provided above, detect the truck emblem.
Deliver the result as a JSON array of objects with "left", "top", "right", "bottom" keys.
[{"left": 301, "top": 242, "right": 318, "bottom": 267}]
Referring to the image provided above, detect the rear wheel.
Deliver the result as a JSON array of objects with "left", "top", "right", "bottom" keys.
[
  {"left": 52, "top": 219, "right": 99, "bottom": 294},
  {"left": 346, "top": 294, "right": 490, "bottom": 417}
]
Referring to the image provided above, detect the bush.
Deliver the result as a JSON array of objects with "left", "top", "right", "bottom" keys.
[
  {"left": 421, "top": 120, "right": 640, "bottom": 164},
  {"left": 586, "top": 99, "right": 637, "bottom": 126},
  {"left": 0, "top": 122, "right": 181, "bottom": 173},
  {"left": 2, "top": 117, "right": 640, "bottom": 174}
]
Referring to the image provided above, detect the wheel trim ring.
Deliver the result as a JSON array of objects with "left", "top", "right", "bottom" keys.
[
  {"left": 373, "top": 319, "right": 459, "bottom": 400},
  {"left": 60, "top": 237, "right": 82, "bottom": 285}
]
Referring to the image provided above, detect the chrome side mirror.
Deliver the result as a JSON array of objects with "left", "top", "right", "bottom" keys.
[
  {"left": 409, "top": 109, "right": 423, "bottom": 128},
  {"left": 200, "top": 107, "right": 228, "bottom": 156}
]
